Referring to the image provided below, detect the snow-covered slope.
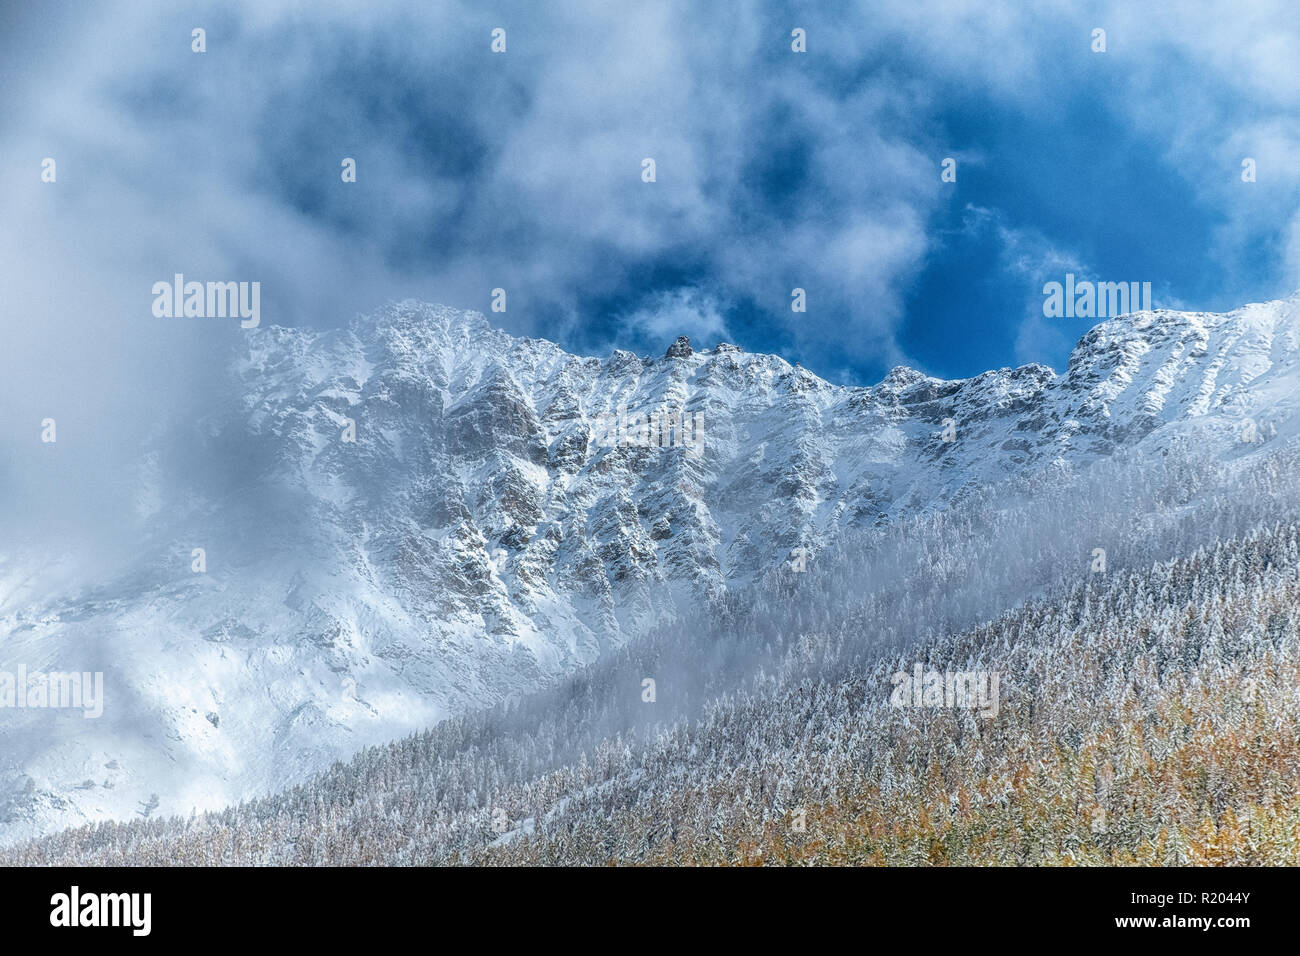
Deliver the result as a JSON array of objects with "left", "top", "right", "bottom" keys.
[{"left": 3, "top": 293, "right": 1300, "bottom": 843}]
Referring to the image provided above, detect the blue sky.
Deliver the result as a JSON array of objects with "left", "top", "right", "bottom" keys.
[{"left": 3, "top": 0, "right": 1299, "bottom": 401}]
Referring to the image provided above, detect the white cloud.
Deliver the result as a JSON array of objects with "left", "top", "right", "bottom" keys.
[{"left": 619, "top": 289, "right": 731, "bottom": 347}]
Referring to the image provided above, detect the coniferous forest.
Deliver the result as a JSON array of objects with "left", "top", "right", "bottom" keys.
[{"left": 8, "top": 442, "right": 1300, "bottom": 866}]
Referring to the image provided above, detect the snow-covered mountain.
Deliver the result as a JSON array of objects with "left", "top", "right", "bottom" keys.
[{"left": 3, "top": 293, "right": 1300, "bottom": 843}]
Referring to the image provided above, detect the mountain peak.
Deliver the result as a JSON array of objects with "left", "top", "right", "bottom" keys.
[
  {"left": 355, "top": 300, "right": 491, "bottom": 337},
  {"left": 665, "top": 335, "right": 693, "bottom": 359},
  {"left": 878, "top": 365, "right": 930, "bottom": 389}
]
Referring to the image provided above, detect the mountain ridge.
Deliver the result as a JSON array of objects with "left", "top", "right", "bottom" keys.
[{"left": 3, "top": 292, "right": 1300, "bottom": 844}]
